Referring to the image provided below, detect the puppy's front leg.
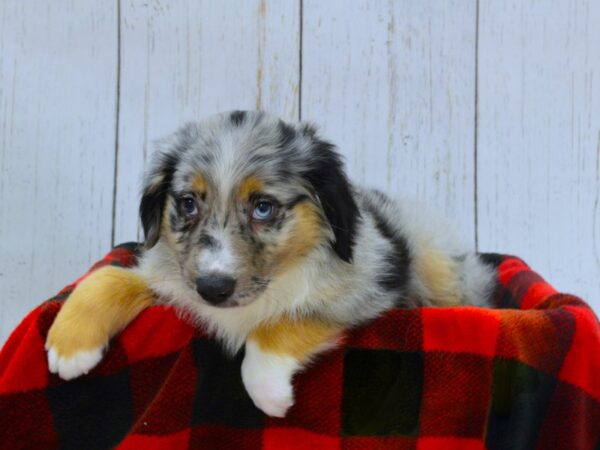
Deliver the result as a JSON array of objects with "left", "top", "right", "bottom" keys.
[
  {"left": 46, "top": 266, "right": 154, "bottom": 380},
  {"left": 242, "top": 318, "right": 341, "bottom": 417}
]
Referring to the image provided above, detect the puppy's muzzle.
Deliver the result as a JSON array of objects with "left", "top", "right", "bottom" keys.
[{"left": 196, "top": 274, "right": 237, "bottom": 305}]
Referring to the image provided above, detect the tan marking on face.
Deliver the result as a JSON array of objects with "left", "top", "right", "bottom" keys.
[
  {"left": 275, "top": 202, "right": 326, "bottom": 271},
  {"left": 415, "top": 245, "right": 461, "bottom": 306},
  {"left": 161, "top": 197, "right": 177, "bottom": 248},
  {"left": 248, "top": 317, "right": 341, "bottom": 360},
  {"left": 191, "top": 173, "right": 207, "bottom": 194},
  {"left": 239, "top": 176, "right": 263, "bottom": 200},
  {"left": 46, "top": 266, "right": 154, "bottom": 357}
]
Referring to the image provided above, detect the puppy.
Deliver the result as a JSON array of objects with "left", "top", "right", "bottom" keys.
[{"left": 46, "top": 111, "right": 494, "bottom": 417}]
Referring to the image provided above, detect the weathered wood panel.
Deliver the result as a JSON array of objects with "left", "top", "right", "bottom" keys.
[
  {"left": 2, "top": 0, "right": 599, "bottom": 347},
  {"left": 0, "top": 1, "right": 118, "bottom": 343},
  {"left": 113, "top": 0, "right": 300, "bottom": 243},
  {"left": 302, "top": 0, "right": 478, "bottom": 244},
  {"left": 477, "top": 0, "right": 600, "bottom": 309}
]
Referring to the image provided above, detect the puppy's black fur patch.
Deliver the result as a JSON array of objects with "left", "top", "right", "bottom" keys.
[
  {"left": 362, "top": 198, "right": 411, "bottom": 301},
  {"left": 230, "top": 110, "right": 246, "bottom": 126},
  {"left": 278, "top": 120, "right": 297, "bottom": 149},
  {"left": 303, "top": 139, "right": 360, "bottom": 263},
  {"left": 198, "top": 233, "right": 219, "bottom": 249},
  {"left": 140, "top": 152, "right": 180, "bottom": 248}
]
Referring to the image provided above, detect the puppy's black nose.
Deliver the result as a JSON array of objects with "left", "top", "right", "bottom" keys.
[{"left": 196, "top": 275, "right": 237, "bottom": 305}]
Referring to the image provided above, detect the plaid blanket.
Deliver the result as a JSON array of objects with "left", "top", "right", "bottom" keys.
[{"left": 1, "top": 243, "right": 599, "bottom": 450}]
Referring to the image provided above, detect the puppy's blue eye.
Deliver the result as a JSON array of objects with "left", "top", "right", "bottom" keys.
[{"left": 252, "top": 201, "right": 274, "bottom": 221}]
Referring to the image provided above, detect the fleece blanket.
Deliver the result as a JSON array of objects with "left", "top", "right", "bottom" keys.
[{"left": 0, "top": 243, "right": 599, "bottom": 450}]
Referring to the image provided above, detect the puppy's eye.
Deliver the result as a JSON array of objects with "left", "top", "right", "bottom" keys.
[
  {"left": 252, "top": 201, "right": 275, "bottom": 221},
  {"left": 178, "top": 196, "right": 198, "bottom": 217}
]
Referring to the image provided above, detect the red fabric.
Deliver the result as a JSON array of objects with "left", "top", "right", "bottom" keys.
[{"left": 0, "top": 245, "right": 599, "bottom": 449}]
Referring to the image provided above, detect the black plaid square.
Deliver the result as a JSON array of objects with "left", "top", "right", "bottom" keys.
[
  {"left": 341, "top": 348, "right": 423, "bottom": 436},
  {"left": 191, "top": 338, "right": 264, "bottom": 428},
  {"left": 46, "top": 369, "right": 134, "bottom": 450},
  {"left": 486, "top": 358, "right": 557, "bottom": 450}
]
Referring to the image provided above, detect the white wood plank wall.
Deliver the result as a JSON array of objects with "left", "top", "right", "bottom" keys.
[{"left": 1, "top": 0, "right": 599, "bottom": 345}]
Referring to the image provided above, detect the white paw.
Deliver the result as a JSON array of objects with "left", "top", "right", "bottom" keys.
[
  {"left": 241, "top": 341, "right": 299, "bottom": 418},
  {"left": 243, "top": 370, "right": 294, "bottom": 417},
  {"left": 46, "top": 346, "right": 105, "bottom": 380}
]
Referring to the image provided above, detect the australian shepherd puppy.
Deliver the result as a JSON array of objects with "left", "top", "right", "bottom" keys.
[{"left": 46, "top": 111, "right": 494, "bottom": 417}]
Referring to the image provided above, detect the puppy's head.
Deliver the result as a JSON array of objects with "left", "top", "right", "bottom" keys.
[{"left": 140, "top": 111, "right": 359, "bottom": 308}]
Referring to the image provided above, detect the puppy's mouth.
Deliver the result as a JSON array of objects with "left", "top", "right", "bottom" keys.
[{"left": 202, "top": 298, "right": 241, "bottom": 309}]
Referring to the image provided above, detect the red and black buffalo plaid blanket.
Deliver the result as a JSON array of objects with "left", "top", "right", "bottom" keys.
[{"left": 1, "top": 243, "right": 599, "bottom": 449}]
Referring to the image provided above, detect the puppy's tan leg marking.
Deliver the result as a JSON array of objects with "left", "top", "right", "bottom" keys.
[
  {"left": 242, "top": 318, "right": 341, "bottom": 417},
  {"left": 415, "top": 245, "right": 462, "bottom": 306},
  {"left": 46, "top": 266, "right": 154, "bottom": 380},
  {"left": 249, "top": 318, "right": 341, "bottom": 359}
]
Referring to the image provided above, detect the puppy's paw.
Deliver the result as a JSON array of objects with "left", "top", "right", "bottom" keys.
[
  {"left": 243, "top": 368, "right": 294, "bottom": 418},
  {"left": 45, "top": 299, "right": 110, "bottom": 380},
  {"left": 241, "top": 341, "right": 299, "bottom": 418},
  {"left": 46, "top": 345, "right": 105, "bottom": 380},
  {"left": 45, "top": 321, "right": 108, "bottom": 380}
]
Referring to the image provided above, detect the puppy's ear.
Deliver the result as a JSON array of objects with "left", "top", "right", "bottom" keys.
[
  {"left": 139, "top": 151, "right": 179, "bottom": 248},
  {"left": 302, "top": 135, "right": 360, "bottom": 262}
]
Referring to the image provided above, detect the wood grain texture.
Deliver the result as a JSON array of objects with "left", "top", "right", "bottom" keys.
[
  {"left": 477, "top": 0, "right": 600, "bottom": 309},
  {"left": 302, "top": 0, "right": 477, "bottom": 245},
  {"left": 0, "top": 1, "right": 118, "bottom": 344},
  {"left": 113, "top": 0, "right": 300, "bottom": 244}
]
